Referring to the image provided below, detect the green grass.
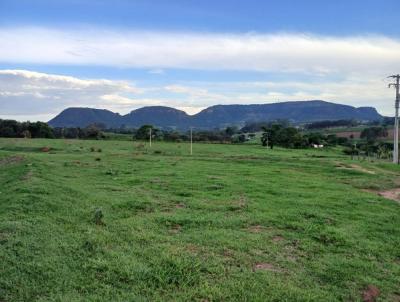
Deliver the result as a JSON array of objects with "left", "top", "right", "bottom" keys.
[{"left": 0, "top": 138, "right": 399, "bottom": 301}]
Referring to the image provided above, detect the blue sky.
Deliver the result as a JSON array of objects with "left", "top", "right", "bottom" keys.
[{"left": 0, "top": 0, "right": 399, "bottom": 121}]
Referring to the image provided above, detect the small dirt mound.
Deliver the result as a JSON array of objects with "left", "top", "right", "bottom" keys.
[
  {"left": 41, "top": 147, "right": 51, "bottom": 152},
  {"left": 362, "top": 285, "right": 380, "bottom": 302}
]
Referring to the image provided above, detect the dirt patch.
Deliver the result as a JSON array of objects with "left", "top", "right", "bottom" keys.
[
  {"left": 41, "top": 147, "right": 51, "bottom": 152},
  {"left": 389, "top": 294, "right": 400, "bottom": 302},
  {"left": 253, "top": 262, "right": 282, "bottom": 272},
  {"left": 21, "top": 170, "right": 33, "bottom": 181},
  {"left": 336, "top": 162, "right": 375, "bottom": 174},
  {"left": 362, "top": 285, "right": 380, "bottom": 302},
  {"left": 377, "top": 188, "right": 400, "bottom": 203},
  {"left": 0, "top": 155, "right": 24, "bottom": 166},
  {"left": 272, "top": 235, "right": 284, "bottom": 242},
  {"left": 247, "top": 225, "right": 264, "bottom": 233},
  {"left": 229, "top": 194, "right": 247, "bottom": 211},
  {"left": 175, "top": 203, "right": 185, "bottom": 209},
  {"left": 169, "top": 224, "right": 182, "bottom": 234}
]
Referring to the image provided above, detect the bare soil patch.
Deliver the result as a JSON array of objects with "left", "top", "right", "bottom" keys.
[
  {"left": 247, "top": 225, "right": 264, "bottom": 233},
  {"left": 377, "top": 188, "right": 400, "bottom": 203},
  {"left": 253, "top": 262, "right": 282, "bottom": 272},
  {"left": 0, "top": 155, "right": 24, "bottom": 166},
  {"left": 169, "top": 224, "right": 182, "bottom": 234},
  {"left": 272, "top": 235, "right": 284, "bottom": 242},
  {"left": 362, "top": 285, "right": 380, "bottom": 302},
  {"left": 21, "top": 170, "right": 33, "bottom": 181},
  {"left": 335, "top": 162, "right": 375, "bottom": 174}
]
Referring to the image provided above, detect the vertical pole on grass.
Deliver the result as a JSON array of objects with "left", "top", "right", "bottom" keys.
[
  {"left": 389, "top": 74, "right": 400, "bottom": 164},
  {"left": 190, "top": 127, "right": 193, "bottom": 155},
  {"left": 149, "top": 127, "right": 152, "bottom": 148}
]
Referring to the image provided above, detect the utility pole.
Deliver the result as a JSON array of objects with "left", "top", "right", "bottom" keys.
[
  {"left": 190, "top": 127, "right": 193, "bottom": 155},
  {"left": 389, "top": 74, "right": 400, "bottom": 164},
  {"left": 149, "top": 127, "right": 152, "bottom": 147}
]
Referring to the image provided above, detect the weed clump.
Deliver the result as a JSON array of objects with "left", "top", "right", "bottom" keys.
[
  {"left": 93, "top": 208, "right": 105, "bottom": 225},
  {"left": 105, "top": 169, "right": 117, "bottom": 175},
  {"left": 90, "top": 147, "right": 95, "bottom": 152}
]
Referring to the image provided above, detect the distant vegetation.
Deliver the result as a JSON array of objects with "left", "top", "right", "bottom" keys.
[
  {"left": 305, "top": 119, "right": 359, "bottom": 130},
  {"left": 0, "top": 117, "right": 395, "bottom": 160}
]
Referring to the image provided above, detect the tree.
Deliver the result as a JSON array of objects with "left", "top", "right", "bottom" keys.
[
  {"left": 261, "top": 124, "right": 282, "bottom": 149},
  {"left": 84, "top": 124, "right": 102, "bottom": 139},
  {"left": 135, "top": 125, "right": 159, "bottom": 140},
  {"left": 28, "top": 122, "right": 54, "bottom": 138},
  {"left": 225, "top": 126, "right": 238, "bottom": 136}
]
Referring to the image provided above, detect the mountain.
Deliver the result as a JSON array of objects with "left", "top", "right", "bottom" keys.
[
  {"left": 192, "top": 101, "right": 382, "bottom": 128},
  {"left": 122, "top": 106, "right": 190, "bottom": 128},
  {"left": 49, "top": 107, "right": 123, "bottom": 128},
  {"left": 48, "top": 100, "right": 383, "bottom": 129}
]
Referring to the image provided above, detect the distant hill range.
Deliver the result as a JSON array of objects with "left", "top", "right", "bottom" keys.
[{"left": 48, "top": 100, "right": 383, "bottom": 129}]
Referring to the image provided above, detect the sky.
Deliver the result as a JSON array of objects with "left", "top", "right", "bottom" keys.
[{"left": 0, "top": 0, "right": 400, "bottom": 121}]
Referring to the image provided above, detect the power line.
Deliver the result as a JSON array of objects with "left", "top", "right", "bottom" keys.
[{"left": 388, "top": 74, "right": 400, "bottom": 164}]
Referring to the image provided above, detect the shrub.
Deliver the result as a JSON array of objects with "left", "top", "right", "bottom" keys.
[{"left": 93, "top": 208, "right": 104, "bottom": 225}]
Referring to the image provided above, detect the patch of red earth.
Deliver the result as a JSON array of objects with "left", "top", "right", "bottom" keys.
[
  {"left": 186, "top": 244, "right": 200, "bottom": 254},
  {"left": 41, "top": 147, "right": 51, "bottom": 152},
  {"left": 247, "top": 225, "right": 264, "bottom": 233},
  {"left": 0, "top": 155, "right": 24, "bottom": 166},
  {"left": 169, "top": 224, "right": 182, "bottom": 234},
  {"left": 222, "top": 248, "right": 234, "bottom": 258},
  {"left": 253, "top": 263, "right": 281, "bottom": 272},
  {"left": 378, "top": 188, "right": 400, "bottom": 203},
  {"left": 272, "top": 235, "right": 284, "bottom": 242},
  {"left": 362, "top": 285, "right": 380, "bottom": 302}
]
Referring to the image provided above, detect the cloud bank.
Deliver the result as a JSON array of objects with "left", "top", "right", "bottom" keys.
[{"left": 1, "top": 27, "right": 400, "bottom": 74}]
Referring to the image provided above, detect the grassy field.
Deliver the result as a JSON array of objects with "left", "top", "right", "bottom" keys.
[{"left": 0, "top": 138, "right": 399, "bottom": 301}]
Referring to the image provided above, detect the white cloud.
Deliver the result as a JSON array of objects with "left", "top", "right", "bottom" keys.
[
  {"left": 1, "top": 27, "right": 400, "bottom": 74},
  {"left": 0, "top": 70, "right": 144, "bottom": 117}
]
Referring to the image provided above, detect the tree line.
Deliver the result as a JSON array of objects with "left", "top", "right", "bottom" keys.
[
  {"left": 0, "top": 119, "right": 105, "bottom": 139},
  {"left": 0, "top": 119, "right": 394, "bottom": 159}
]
